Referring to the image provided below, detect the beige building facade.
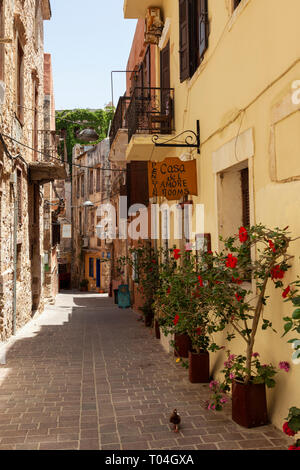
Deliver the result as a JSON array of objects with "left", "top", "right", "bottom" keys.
[{"left": 117, "top": 0, "right": 300, "bottom": 429}]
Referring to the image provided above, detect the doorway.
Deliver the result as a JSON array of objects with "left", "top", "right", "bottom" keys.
[{"left": 96, "top": 259, "right": 101, "bottom": 289}]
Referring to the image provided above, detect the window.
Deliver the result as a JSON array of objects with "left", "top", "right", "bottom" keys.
[
  {"left": 76, "top": 176, "right": 80, "bottom": 198},
  {"left": 79, "top": 211, "right": 82, "bottom": 234},
  {"left": 81, "top": 174, "right": 84, "bottom": 198},
  {"left": 32, "top": 77, "right": 38, "bottom": 161},
  {"left": 16, "top": 244, "right": 22, "bottom": 281},
  {"left": 89, "top": 169, "right": 93, "bottom": 194},
  {"left": 96, "top": 168, "right": 100, "bottom": 192},
  {"left": 179, "top": 0, "right": 209, "bottom": 82},
  {"left": 241, "top": 167, "right": 250, "bottom": 228},
  {"left": 0, "top": 0, "right": 4, "bottom": 81},
  {"left": 89, "top": 258, "right": 94, "bottom": 278},
  {"left": 17, "top": 169, "right": 22, "bottom": 225},
  {"left": 233, "top": 0, "right": 242, "bottom": 10},
  {"left": 16, "top": 40, "right": 24, "bottom": 123}
]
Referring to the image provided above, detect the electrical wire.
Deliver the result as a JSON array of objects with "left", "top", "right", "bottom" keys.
[{"left": 0, "top": 131, "right": 127, "bottom": 172}]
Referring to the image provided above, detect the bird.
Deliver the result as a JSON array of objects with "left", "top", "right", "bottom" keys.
[{"left": 170, "top": 409, "right": 181, "bottom": 433}]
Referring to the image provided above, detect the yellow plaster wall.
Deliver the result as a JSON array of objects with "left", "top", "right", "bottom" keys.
[{"left": 152, "top": 0, "right": 300, "bottom": 429}]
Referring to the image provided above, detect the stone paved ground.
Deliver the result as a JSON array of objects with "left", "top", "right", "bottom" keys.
[{"left": 0, "top": 292, "right": 290, "bottom": 450}]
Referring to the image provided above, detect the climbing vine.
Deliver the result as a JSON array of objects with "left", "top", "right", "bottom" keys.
[{"left": 55, "top": 106, "right": 114, "bottom": 173}]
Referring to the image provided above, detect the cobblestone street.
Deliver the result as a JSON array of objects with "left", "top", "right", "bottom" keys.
[{"left": 0, "top": 292, "right": 290, "bottom": 451}]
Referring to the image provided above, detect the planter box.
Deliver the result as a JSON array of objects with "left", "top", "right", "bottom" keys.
[
  {"left": 154, "top": 320, "right": 160, "bottom": 339},
  {"left": 188, "top": 351, "right": 210, "bottom": 383},
  {"left": 232, "top": 380, "right": 268, "bottom": 428},
  {"left": 160, "top": 332, "right": 174, "bottom": 354},
  {"left": 174, "top": 333, "right": 192, "bottom": 358}
]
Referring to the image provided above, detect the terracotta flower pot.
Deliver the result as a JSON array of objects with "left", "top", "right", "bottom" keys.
[
  {"left": 144, "top": 312, "right": 153, "bottom": 327},
  {"left": 188, "top": 350, "right": 210, "bottom": 384},
  {"left": 232, "top": 380, "right": 268, "bottom": 428},
  {"left": 174, "top": 333, "right": 192, "bottom": 358},
  {"left": 154, "top": 320, "right": 160, "bottom": 339}
]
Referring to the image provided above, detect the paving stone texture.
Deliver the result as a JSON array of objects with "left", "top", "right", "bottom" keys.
[{"left": 0, "top": 292, "right": 290, "bottom": 450}]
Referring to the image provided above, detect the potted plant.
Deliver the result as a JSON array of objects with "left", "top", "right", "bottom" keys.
[
  {"left": 156, "top": 248, "right": 224, "bottom": 363},
  {"left": 204, "top": 224, "right": 294, "bottom": 427},
  {"left": 80, "top": 279, "right": 89, "bottom": 292},
  {"left": 281, "top": 279, "right": 300, "bottom": 449}
]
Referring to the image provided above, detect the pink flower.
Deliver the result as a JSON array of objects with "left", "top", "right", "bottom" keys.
[
  {"left": 211, "top": 404, "right": 216, "bottom": 410},
  {"left": 229, "top": 373, "right": 235, "bottom": 380},
  {"left": 228, "top": 354, "right": 236, "bottom": 361},
  {"left": 220, "top": 397, "right": 228, "bottom": 404},
  {"left": 224, "top": 360, "right": 233, "bottom": 369},
  {"left": 209, "top": 380, "right": 219, "bottom": 390},
  {"left": 279, "top": 361, "right": 290, "bottom": 372},
  {"left": 252, "top": 352, "right": 260, "bottom": 358}
]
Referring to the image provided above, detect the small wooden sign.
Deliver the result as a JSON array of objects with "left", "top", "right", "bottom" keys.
[{"left": 148, "top": 158, "right": 198, "bottom": 200}]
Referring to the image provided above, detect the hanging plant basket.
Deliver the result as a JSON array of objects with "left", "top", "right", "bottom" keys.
[
  {"left": 232, "top": 380, "right": 268, "bottom": 428},
  {"left": 188, "top": 350, "right": 210, "bottom": 384}
]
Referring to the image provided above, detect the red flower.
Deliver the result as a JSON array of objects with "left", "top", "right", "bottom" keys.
[
  {"left": 268, "top": 240, "right": 276, "bottom": 253},
  {"left": 271, "top": 265, "right": 285, "bottom": 280},
  {"left": 283, "top": 422, "right": 296, "bottom": 437},
  {"left": 151, "top": 259, "right": 157, "bottom": 264},
  {"left": 173, "top": 314, "right": 180, "bottom": 326},
  {"left": 232, "top": 276, "right": 243, "bottom": 285},
  {"left": 226, "top": 254, "right": 238, "bottom": 269},
  {"left": 282, "top": 286, "right": 291, "bottom": 298},
  {"left": 193, "top": 290, "right": 201, "bottom": 298},
  {"left": 239, "top": 227, "right": 248, "bottom": 243},
  {"left": 235, "top": 293, "right": 243, "bottom": 302},
  {"left": 288, "top": 445, "right": 300, "bottom": 450},
  {"left": 196, "top": 327, "right": 202, "bottom": 336},
  {"left": 198, "top": 276, "right": 204, "bottom": 287},
  {"left": 173, "top": 249, "right": 181, "bottom": 260},
  {"left": 167, "top": 287, "right": 171, "bottom": 295},
  {"left": 149, "top": 268, "right": 153, "bottom": 272}
]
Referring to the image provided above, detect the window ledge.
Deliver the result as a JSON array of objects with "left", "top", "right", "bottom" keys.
[{"left": 228, "top": 0, "right": 251, "bottom": 32}]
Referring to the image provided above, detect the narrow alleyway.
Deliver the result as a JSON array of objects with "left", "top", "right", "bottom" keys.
[{"left": 0, "top": 293, "right": 289, "bottom": 450}]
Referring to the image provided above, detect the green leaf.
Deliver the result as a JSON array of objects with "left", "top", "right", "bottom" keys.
[
  {"left": 284, "top": 322, "right": 293, "bottom": 334},
  {"left": 292, "top": 309, "right": 300, "bottom": 320}
]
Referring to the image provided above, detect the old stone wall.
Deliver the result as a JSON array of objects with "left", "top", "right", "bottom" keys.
[{"left": 0, "top": 0, "right": 51, "bottom": 340}]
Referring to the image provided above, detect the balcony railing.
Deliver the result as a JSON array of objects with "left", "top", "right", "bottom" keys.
[
  {"left": 109, "top": 87, "right": 175, "bottom": 147},
  {"left": 127, "top": 87, "right": 175, "bottom": 142},
  {"left": 109, "top": 96, "right": 131, "bottom": 146}
]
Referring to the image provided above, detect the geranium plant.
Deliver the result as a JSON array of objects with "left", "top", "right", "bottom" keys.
[
  {"left": 283, "top": 407, "right": 300, "bottom": 450},
  {"left": 202, "top": 224, "right": 293, "bottom": 385},
  {"left": 155, "top": 248, "right": 225, "bottom": 358}
]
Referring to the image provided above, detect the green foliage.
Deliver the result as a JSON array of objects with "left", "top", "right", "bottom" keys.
[{"left": 56, "top": 106, "right": 115, "bottom": 172}]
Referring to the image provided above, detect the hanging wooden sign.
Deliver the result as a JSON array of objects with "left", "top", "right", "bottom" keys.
[{"left": 148, "top": 158, "right": 198, "bottom": 201}]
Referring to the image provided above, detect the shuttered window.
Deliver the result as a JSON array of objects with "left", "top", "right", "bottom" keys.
[
  {"left": 233, "top": 0, "right": 242, "bottom": 10},
  {"left": 179, "top": 0, "right": 190, "bottom": 82},
  {"left": 241, "top": 168, "right": 250, "bottom": 228},
  {"left": 179, "top": 0, "right": 209, "bottom": 82}
]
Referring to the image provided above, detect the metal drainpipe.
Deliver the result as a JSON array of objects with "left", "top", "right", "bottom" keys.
[{"left": 12, "top": 171, "right": 18, "bottom": 336}]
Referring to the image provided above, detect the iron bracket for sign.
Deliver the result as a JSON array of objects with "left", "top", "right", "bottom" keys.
[{"left": 152, "top": 120, "right": 200, "bottom": 155}]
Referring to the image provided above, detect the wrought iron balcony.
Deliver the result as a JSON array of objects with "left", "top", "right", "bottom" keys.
[
  {"left": 127, "top": 87, "right": 175, "bottom": 142},
  {"left": 109, "top": 87, "right": 175, "bottom": 148},
  {"left": 109, "top": 96, "right": 131, "bottom": 147}
]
